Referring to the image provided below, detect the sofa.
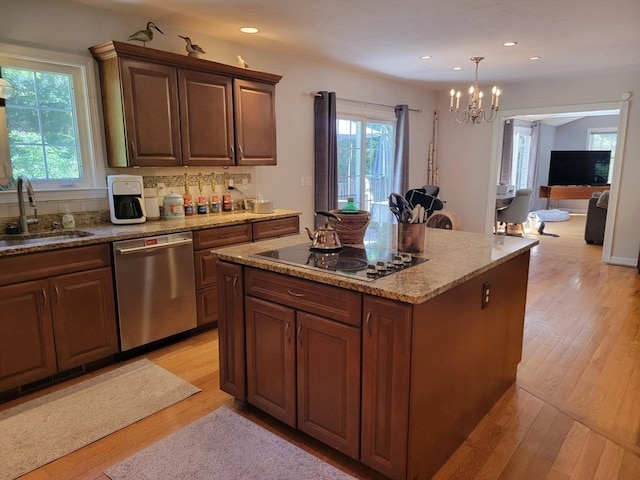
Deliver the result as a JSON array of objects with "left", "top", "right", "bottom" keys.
[{"left": 584, "top": 191, "right": 609, "bottom": 244}]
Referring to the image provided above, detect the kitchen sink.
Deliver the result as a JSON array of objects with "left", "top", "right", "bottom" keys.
[{"left": 0, "top": 230, "right": 94, "bottom": 247}]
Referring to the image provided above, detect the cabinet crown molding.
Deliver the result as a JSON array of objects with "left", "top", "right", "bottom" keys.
[{"left": 89, "top": 41, "right": 282, "bottom": 85}]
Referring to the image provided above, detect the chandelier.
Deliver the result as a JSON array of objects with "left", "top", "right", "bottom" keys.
[{"left": 449, "top": 57, "right": 501, "bottom": 124}]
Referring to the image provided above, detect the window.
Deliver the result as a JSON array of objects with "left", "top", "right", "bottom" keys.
[
  {"left": 587, "top": 128, "right": 616, "bottom": 183},
  {"left": 0, "top": 44, "right": 105, "bottom": 196},
  {"left": 336, "top": 108, "right": 395, "bottom": 220}
]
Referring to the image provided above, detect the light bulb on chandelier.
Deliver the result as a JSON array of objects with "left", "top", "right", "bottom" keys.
[{"left": 449, "top": 57, "right": 501, "bottom": 125}]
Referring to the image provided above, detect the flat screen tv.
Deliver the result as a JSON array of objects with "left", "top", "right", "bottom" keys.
[{"left": 548, "top": 150, "right": 611, "bottom": 186}]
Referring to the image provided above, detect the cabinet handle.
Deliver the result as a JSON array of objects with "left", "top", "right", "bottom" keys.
[
  {"left": 287, "top": 289, "right": 305, "bottom": 298},
  {"left": 232, "top": 275, "right": 239, "bottom": 296},
  {"left": 237, "top": 145, "right": 244, "bottom": 160},
  {"left": 366, "top": 309, "right": 372, "bottom": 337},
  {"left": 41, "top": 288, "right": 47, "bottom": 309},
  {"left": 53, "top": 285, "right": 60, "bottom": 307},
  {"left": 297, "top": 324, "right": 303, "bottom": 346},
  {"left": 129, "top": 141, "right": 137, "bottom": 158},
  {"left": 217, "top": 233, "right": 232, "bottom": 239},
  {"left": 285, "top": 320, "right": 291, "bottom": 344}
]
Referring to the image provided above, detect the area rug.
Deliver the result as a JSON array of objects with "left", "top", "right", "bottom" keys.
[
  {"left": 105, "top": 406, "right": 357, "bottom": 480},
  {"left": 0, "top": 358, "right": 200, "bottom": 480},
  {"left": 531, "top": 209, "right": 570, "bottom": 222}
]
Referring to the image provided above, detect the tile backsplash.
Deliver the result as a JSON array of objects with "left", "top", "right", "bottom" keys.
[{"left": 0, "top": 170, "right": 253, "bottom": 232}]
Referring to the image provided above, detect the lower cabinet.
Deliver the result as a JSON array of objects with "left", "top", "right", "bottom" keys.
[
  {"left": 360, "top": 296, "right": 412, "bottom": 480},
  {"left": 245, "top": 295, "right": 361, "bottom": 459},
  {"left": 195, "top": 216, "right": 299, "bottom": 327},
  {"left": 0, "top": 246, "right": 118, "bottom": 392}
]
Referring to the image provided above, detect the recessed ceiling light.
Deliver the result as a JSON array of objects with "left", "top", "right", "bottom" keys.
[
  {"left": 503, "top": 41, "right": 518, "bottom": 47},
  {"left": 529, "top": 56, "right": 541, "bottom": 61},
  {"left": 453, "top": 67, "right": 463, "bottom": 71},
  {"left": 421, "top": 55, "right": 432, "bottom": 60},
  {"left": 240, "top": 27, "right": 259, "bottom": 34}
]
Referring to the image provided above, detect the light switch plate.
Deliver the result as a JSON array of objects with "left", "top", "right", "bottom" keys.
[{"left": 156, "top": 182, "right": 166, "bottom": 196}]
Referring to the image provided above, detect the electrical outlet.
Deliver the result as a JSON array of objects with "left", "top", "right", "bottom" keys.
[
  {"left": 156, "top": 182, "right": 166, "bottom": 196},
  {"left": 482, "top": 282, "right": 491, "bottom": 309},
  {"left": 242, "top": 177, "right": 248, "bottom": 187},
  {"left": 305, "top": 176, "right": 313, "bottom": 187},
  {"left": 300, "top": 176, "right": 305, "bottom": 187}
]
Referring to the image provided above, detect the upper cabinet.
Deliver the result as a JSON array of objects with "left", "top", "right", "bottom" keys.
[{"left": 89, "top": 41, "right": 281, "bottom": 167}]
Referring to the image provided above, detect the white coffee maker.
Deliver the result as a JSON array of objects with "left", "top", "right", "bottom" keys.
[{"left": 107, "top": 175, "right": 146, "bottom": 225}]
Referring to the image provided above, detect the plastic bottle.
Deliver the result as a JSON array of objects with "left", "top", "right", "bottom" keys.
[
  {"left": 342, "top": 197, "right": 359, "bottom": 213},
  {"left": 62, "top": 206, "right": 75, "bottom": 229}
]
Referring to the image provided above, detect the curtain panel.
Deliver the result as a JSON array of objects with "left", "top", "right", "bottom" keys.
[
  {"left": 500, "top": 120, "right": 514, "bottom": 184},
  {"left": 393, "top": 105, "right": 409, "bottom": 195},
  {"left": 313, "top": 91, "right": 338, "bottom": 228}
]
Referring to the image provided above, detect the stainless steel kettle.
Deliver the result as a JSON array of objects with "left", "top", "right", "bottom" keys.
[{"left": 305, "top": 211, "right": 343, "bottom": 251}]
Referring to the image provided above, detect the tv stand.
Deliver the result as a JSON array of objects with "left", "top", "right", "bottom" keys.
[{"left": 539, "top": 185, "right": 609, "bottom": 209}]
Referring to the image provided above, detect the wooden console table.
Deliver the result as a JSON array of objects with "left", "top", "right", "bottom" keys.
[{"left": 539, "top": 185, "right": 609, "bottom": 209}]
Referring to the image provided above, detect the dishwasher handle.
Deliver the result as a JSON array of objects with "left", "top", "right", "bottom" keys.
[{"left": 116, "top": 238, "right": 193, "bottom": 255}]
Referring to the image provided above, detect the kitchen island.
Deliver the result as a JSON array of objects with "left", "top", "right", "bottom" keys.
[{"left": 212, "top": 228, "right": 537, "bottom": 479}]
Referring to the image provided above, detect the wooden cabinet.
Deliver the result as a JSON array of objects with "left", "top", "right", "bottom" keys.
[
  {"left": 241, "top": 267, "right": 362, "bottom": 459},
  {"left": 119, "top": 59, "right": 182, "bottom": 166},
  {"left": 90, "top": 41, "right": 281, "bottom": 168},
  {"left": 194, "top": 217, "right": 298, "bottom": 327},
  {"left": 216, "top": 260, "right": 245, "bottom": 400},
  {"left": 252, "top": 216, "right": 300, "bottom": 241},
  {"left": 193, "top": 224, "right": 252, "bottom": 328},
  {"left": 0, "top": 245, "right": 118, "bottom": 392},
  {"left": 361, "top": 296, "right": 412, "bottom": 480},
  {"left": 233, "top": 80, "right": 277, "bottom": 165}
]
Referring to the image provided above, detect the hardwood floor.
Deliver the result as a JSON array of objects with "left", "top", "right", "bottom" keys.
[{"left": 4, "top": 214, "right": 639, "bottom": 479}]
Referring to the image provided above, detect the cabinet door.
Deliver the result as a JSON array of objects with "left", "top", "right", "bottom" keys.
[
  {"left": 120, "top": 58, "right": 182, "bottom": 166},
  {"left": 296, "top": 312, "right": 361, "bottom": 459},
  {"left": 361, "top": 296, "right": 412, "bottom": 480},
  {"left": 196, "top": 286, "right": 218, "bottom": 327},
  {"left": 233, "top": 79, "right": 276, "bottom": 165},
  {"left": 50, "top": 267, "right": 118, "bottom": 371},
  {"left": 0, "top": 280, "right": 57, "bottom": 391},
  {"left": 179, "top": 69, "right": 234, "bottom": 166},
  {"left": 245, "top": 296, "right": 296, "bottom": 427},
  {"left": 194, "top": 249, "right": 218, "bottom": 289},
  {"left": 216, "top": 261, "right": 246, "bottom": 400}
]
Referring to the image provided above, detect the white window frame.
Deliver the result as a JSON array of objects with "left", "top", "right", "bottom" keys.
[
  {"left": 586, "top": 127, "right": 617, "bottom": 184},
  {"left": 0, "top": 43, "right": 106, "bottom": 203}
]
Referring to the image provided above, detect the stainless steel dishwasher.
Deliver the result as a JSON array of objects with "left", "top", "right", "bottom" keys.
[{"left": 113, "top": 232, "right": 197, "bottom": 351}]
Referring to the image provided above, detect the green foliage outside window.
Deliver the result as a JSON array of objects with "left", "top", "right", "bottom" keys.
[{"left": 2, "top": 66, "right": 80, "bottom": 180}]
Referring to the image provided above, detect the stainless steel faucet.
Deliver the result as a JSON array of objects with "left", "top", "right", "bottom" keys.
[{"left": 17, "top": 176, "right": 38, "bottom": 233}]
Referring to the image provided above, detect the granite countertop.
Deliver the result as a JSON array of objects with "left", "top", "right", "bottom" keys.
[
  {"left": 0, "top": 209, "right": 301, "bottom": 257},
  {"left": 211, "top": 228, "right": 538, "bottom": 304}
]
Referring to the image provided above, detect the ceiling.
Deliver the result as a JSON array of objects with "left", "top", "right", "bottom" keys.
[{"left": 71, "top": 0, "right": 639, "bottom": 87}]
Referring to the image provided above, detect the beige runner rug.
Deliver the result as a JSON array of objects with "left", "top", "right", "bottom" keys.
[
  {"left": 105, "top": 405, "right": 357, "bottom": 480},
  {"left": 0, "top": 358, "right": 200, "bottom": 480}
]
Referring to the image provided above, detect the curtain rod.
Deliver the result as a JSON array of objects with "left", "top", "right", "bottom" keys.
[{"left": 308, "top": 92, "right": 422, "bottom": 113}]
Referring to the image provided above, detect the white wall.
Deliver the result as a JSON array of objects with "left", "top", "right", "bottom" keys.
[{"left": 0, "top": 0, "right": 435, "bottom": 231}]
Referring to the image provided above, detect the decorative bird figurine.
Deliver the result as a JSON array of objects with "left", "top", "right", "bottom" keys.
[
  {"left": 236, "top": 55, "right": 250, "bottom": 68},
  {"left": 178, "top": 35, "right": 206, "bottom": 58},
  {"left": 127, "top": 21, "right": 164, "bottom": 46}
]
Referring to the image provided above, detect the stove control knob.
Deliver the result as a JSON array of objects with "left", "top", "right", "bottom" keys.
[
  {"left": 393, "top": 255, "right": 404, "bottom": 268},
  {"left": 376, "top": 261, "right": 387, "bottom": 274},
  {"left": 366, "top": 264, "right": 377, "bottom": 276}
]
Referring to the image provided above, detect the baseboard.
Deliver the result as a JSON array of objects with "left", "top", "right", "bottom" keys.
[{"left": 607, "top": 256, "right": 637, "bottom": 267}]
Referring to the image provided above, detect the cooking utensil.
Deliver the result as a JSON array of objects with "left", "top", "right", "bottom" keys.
[
  {"left": 406, "top": 189, "right": 443, "bottom": 219},
  {"left": 305, "top": 211, "right": 343, "bottom": 251}
]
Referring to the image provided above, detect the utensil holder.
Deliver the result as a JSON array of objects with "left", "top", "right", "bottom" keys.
[{"left": 398, "top": 223, "right": 425, "bottom": 253}]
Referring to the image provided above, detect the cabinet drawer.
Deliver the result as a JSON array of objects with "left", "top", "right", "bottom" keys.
[
  {"left": 0, "top": 244, "right": 111, "bottom": 286},
  {"left": 193, "top": 224, "right": 252, "bottom": 249},
  {"left": 252, "top": 216, "right": 299, "bottom": 241},
  {"left": 245, "top": 268, "right": 361, "bottom": 327}
]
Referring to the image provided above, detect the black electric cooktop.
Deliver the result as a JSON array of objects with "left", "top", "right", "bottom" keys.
[{"left": 250, "top": 244, "right": 427, "bottom": 282}]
